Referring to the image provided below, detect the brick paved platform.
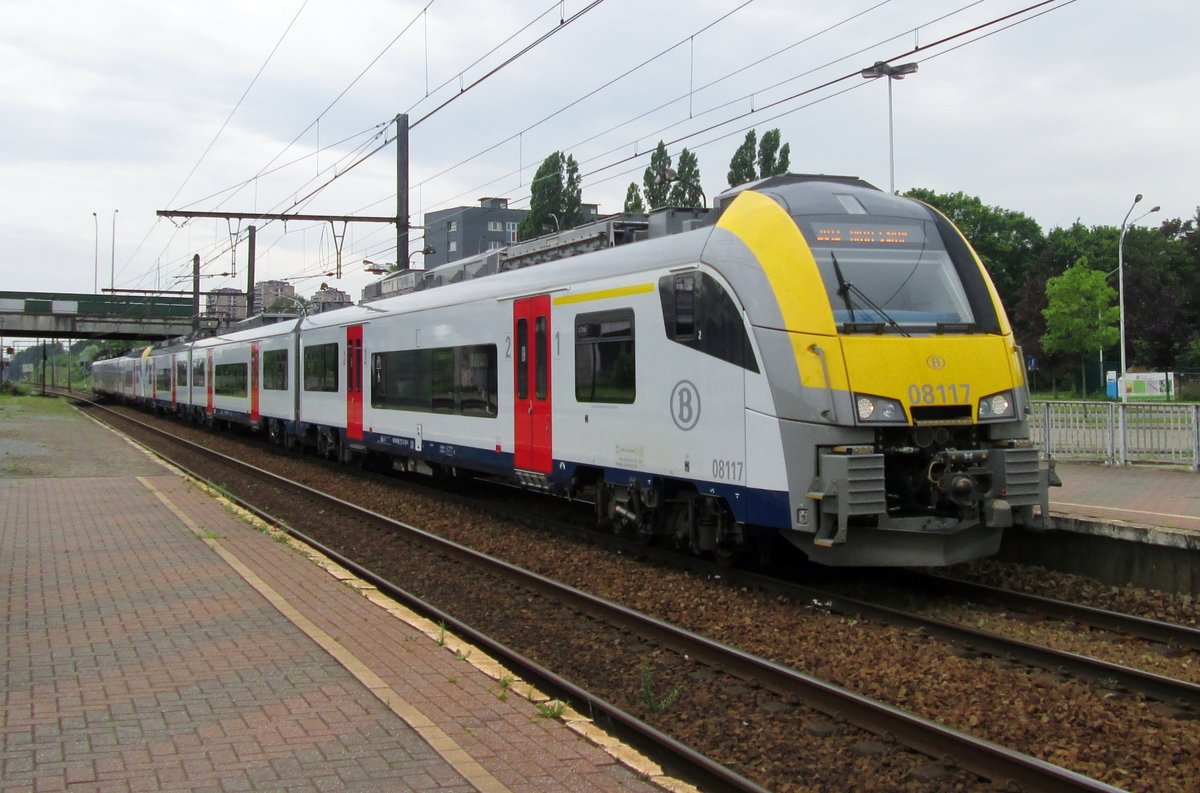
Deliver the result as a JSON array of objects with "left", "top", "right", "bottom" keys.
[
  {"left": 0, "top": 399, "right": 675, "bottom": 793},
  {"left": 1051, "top": 461, "right": 1200, "bottom": 535}
]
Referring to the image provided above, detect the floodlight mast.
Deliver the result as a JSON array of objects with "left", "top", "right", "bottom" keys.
[{"left": 861, "top": 61, "right": 919, "bottom": 193}]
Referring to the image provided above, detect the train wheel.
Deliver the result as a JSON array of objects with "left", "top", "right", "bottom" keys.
[{"left": 667, "top": 504, "right": 695, "bottom": 554}]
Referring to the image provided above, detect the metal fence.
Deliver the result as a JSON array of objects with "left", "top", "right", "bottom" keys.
[{"left": 1029, "top": 401, "right": 1200, "bottom": 469}]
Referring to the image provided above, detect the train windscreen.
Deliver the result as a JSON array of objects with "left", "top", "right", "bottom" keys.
[{"left": 799, "top": 217, "right": 976, "bottom": 333}]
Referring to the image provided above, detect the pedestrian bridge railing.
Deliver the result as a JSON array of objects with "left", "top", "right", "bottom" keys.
[{"left": 1029, "top": 400, "right": 1200, "bottom": 469}]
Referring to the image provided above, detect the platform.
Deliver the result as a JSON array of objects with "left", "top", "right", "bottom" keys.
[
  {"left": 1050, "top": 460, "right": 1200, "bottom": 539},
  {"left": 0, "top": 397, "right": 676, "bottom": 793}
]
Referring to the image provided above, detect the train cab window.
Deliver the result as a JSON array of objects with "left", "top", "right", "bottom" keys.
[
  {"left": 176, "top": 361, "right": 188, "bottom": 388},
  {"left": 263, "top": 349, "right": 288, "bottom": 391},
  {"left": 658, "top": 273, "right": 759, "bottom": 373},
  {"left": 575, "top": 309, "right": 635, "bottom": 404},
  {"left": 303, "top": 343, "right": 339, "bottom": 392}
]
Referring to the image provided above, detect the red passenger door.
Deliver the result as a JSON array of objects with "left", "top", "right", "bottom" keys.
[
  {"left": 346, "top": 325, "right": 364, "bottom": 441},
  {"left": 250, "top": 342, "right": 260, "bottom": 424},
  {"left": 513, "top": 296, "right": 552, "bottom": 473},
  {"left": 206, "top": 350, "right": 214, "bottom": 416}
]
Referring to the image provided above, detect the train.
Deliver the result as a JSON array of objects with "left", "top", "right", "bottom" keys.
[{"left": 93, "top": 174, "right": 1056, "bottom": 567}]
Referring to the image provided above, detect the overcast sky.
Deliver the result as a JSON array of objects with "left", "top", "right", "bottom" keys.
[{"left": 1, "top": 0, "right": 1195, "bottom": 306}]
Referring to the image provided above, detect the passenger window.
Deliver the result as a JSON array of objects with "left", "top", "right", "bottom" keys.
[{"left": 575, "top": 309, "right": 635, "bottom": 404}]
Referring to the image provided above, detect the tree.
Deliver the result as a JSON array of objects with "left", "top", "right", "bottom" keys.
[
  {"left": 642, "top": 141, "right": 672, "bottom": 210},
  {"left": 667, "top": 148, "right": 704, "bottom": 207},
  {"left": 726, "top": 130, "right": 757, "bottom": 187},
  {"left": 727, "top": 128, "right": 792, "bottom": 187},
  {"left": 1122, "top": 221, "right": 1195, "bottom": 370},
  {"left": 519, "top": 152, "right": 566, "bottom": 241},
  {"left": 757, "top": 129, "right": 790, "bottom": 178},
  {"left": 268, "top": 295, "right": 308, "bottom": 314},
  {"left": 1041, "top": 258, "right": 1119, "bottom": 394},
  {"left": 904, "top": 188, "right": 1046, "bottom": 312},
  {"left": 624, "top": 182, "right": 646, "bottom": 213},
  {"left": 563, "top": 154, "right": 583, "bottom": 229}
]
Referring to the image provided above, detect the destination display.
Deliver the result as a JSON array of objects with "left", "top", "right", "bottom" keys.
[{"left": 810, "top": 221, "right": 926, "bottom": 246}]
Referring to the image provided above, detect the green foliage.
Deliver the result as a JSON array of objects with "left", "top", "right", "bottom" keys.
[
  {"left": 757, "top": 129, "right": 789, "bottom": 178},
  {"left": 519, "top": 151, "right": 567, "bottom": 241},
  {"left": 1041, "top": 258, "right": 1120, "bottom": 356},
  {"left": 639, "top": 660, "right": 685, "bottom": 713},
  {"left": 904, "top": 188, "right": 1045, "bottom": 310},
  {"left": 623, "top": 182, "right": 646, "bottom": 214},
  {"left": 667, "top": 148, "right": 704, "bottom": 207},
  {"left": 643, "top": 141, "right": 672, "bottom": 210},
  {"left": 563, "top": 154, "right": 582, "bottom": 228},
  {"left": 535, "top": 699, "right": 567, "bottom": 719},
  {"left": 727, "top": 128, "right": 790, "bottom": 187},
  {"left": 726, "top": 130, "right": 757, "bottom": 187},
  {"left": 1041, "top": 258, "right": 1119, "bottom": 392}
]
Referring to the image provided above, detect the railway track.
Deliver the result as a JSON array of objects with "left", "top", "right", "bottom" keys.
[{"left": 66, "top": 393, "right": 1194, "bottom": 790}]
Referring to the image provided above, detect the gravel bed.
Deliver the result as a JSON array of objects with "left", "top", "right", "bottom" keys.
[{"left": 95, "top": 404, "right": 1200, "bottom": 791}]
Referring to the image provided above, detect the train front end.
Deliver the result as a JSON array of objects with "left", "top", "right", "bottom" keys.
[{"left": 715, "top": 176, "right": 1053, "bottom": 566}]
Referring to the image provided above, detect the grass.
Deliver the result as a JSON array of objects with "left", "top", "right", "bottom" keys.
[
  {"left": 0, "top": 390, "right": 80, "bottom": 419},
  {"left": 638, "top": 660, "right": 685, "bottom": 714},
  {"left": 535, "top": 699, "right": 567, "bottom": 719}
]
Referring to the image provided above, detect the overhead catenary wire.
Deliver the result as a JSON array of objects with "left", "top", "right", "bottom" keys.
[
  {"left": 140, "top": 0, "right": 605, "bottom": 292},
  {"left": 146, "top": 0, "right": 1076, "bottom": 297},
  {"left": 412, "top": 0, "right": 1041, "bottom": 215},
  {"left": 427, "top": 0, "right": 1072, "bottom": 217}
]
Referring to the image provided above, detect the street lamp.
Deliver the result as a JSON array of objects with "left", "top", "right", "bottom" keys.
[
  {"left": 109, "top": 209, "right": 118, "bottom": 291},
  {"left": 92, "top": 212, "right": 98, "bottom": 293},
  {"left": 1116, "top": 194, "right": 1160, "bottom": 403},
  {"left": 861, "top": 61, "right": 918, "bottom": 194},
  {"left": 659, "top": 166, "right": 707, "bottom": 209}
]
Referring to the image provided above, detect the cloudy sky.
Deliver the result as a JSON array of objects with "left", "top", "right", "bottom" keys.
[{"left": 1, "top": 0, "right": 1195, "bottom": 305}]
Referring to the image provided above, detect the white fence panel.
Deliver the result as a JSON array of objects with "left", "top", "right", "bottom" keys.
[{"left": 1031, "top": 401, "right": 1200, "bottom": 469}]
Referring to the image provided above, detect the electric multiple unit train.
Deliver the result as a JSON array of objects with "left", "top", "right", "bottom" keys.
[{"left": 93, "top": 174, "right": 1055, "bottom": 567}]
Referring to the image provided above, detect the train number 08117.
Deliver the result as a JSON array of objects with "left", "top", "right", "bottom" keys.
[
  {"left": 908, "top": 383, "right": 970, "bottom": 405},
  {"left": 712, "top": 459, "right": 744, "bottom": 481}
]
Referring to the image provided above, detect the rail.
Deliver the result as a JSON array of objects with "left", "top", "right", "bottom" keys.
[{"left": 1030, "top": 400, "right": 1200, "bottom": 469}]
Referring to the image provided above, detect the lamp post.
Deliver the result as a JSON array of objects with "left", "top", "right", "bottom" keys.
[
  {"left": 1117, "top": 194, "right": 1160, "bottom": 403},
  {"left": 92, "top": 212, "right": 98, "bottom": 293},
  {"left": 659, "top": 167, "right": 707, "bottom": 209},
  {"left": 109, "top": 209, "right": 118, "bottom": 291},
  {"left": 861, "top": 61, "right": 918, "bottom": 194}
]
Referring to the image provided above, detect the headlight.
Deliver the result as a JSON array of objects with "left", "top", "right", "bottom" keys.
[
  {"left": 978, "top": 390, "right": 1015, "bottom": 420},
  {"left": 855, "top": 393, "right": 906, "bottom": 424}
]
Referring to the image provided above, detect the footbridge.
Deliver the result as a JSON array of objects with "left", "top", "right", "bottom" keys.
[{"left": 0, "top": 292, "right": 224, "bottom": 340}]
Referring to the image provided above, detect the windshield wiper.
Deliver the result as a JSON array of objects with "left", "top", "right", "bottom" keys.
[
  {"left": 831, "top": 252, "right": 856, "bottom": 322},
  {"left": 830, "top": 253, "right": 910, "bottom": 337}
]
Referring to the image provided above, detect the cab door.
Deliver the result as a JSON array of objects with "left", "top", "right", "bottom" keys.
[
  {"left": 513, "top": 296, "right": 552, "bottom": 472},
  {"left": 346, "top": 325, "right": 364, "bottom": 441}
]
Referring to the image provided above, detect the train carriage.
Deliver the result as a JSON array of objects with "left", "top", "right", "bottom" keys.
[{"left": 91, "top": 175, "right": 1054, "bottom": 569}]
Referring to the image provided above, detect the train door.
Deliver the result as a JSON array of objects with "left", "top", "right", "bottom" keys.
[
  {"left": 513, "top": 295, "right": 552, "bottom": 472},
  {"left": 206, "top": 349, "right": 214, "bottom": 416},
  {"left": 250, "top": 342, "right": 260, "bottom": 425},
  {"left": 346, "top": 325, "right": 364, "bottom": 441},
  {"left": 170, "top": 354, "right": 177, "bottom": 407}
]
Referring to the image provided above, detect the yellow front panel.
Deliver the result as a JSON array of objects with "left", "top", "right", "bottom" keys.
[
  {"left": 840, "top": 335, "right": 1018, "bottom": 416},
  {"left": 716, "top": 190, "right": 837, "bottom": 337}
]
